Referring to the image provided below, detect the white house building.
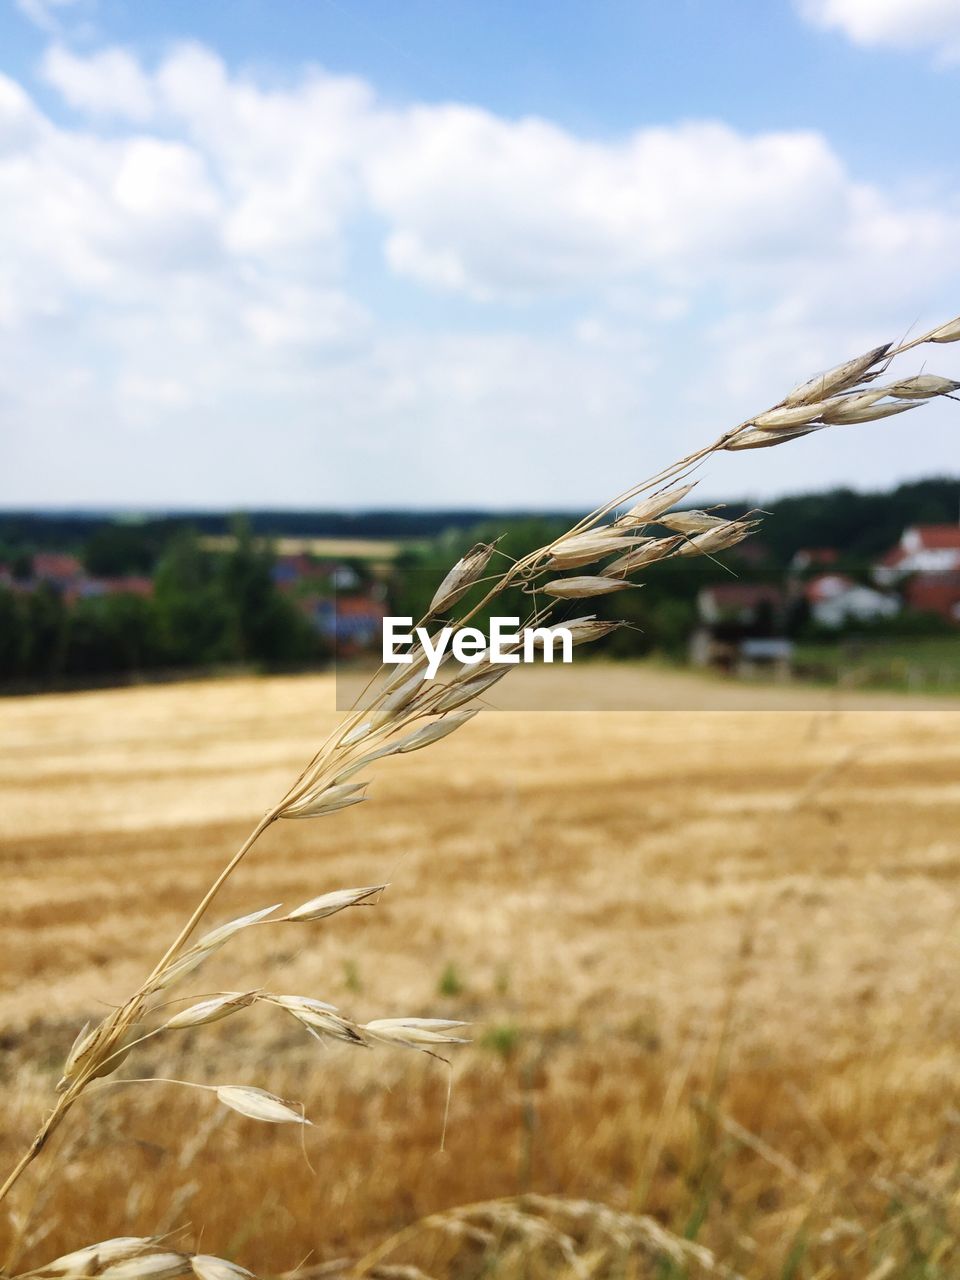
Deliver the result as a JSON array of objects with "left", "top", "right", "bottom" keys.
[
  {"left": 875, "top": 525, "right": 960, "bottom": 585},
  {"left": 807, "top": 574, "right": 900, "bottom": 629}
]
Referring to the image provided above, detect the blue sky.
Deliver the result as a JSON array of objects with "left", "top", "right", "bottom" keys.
[{"left": 1, "top": 0, "right": 958, "bottom": 508}]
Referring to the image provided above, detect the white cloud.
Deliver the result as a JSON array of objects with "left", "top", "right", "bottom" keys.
[
  {"left": 1, "top": 42, "right": 958, "bottom": 507},
  {"left": 366, "top": 113, "right": 858, "bottom": 300},
  {"left": 242, "top": 285, "right": 369, "bottom": 349},
  {"left": 155, "top": 44, "right": 372, "bottom": 256},
  {"left": 799, "top": 0, "right": 960, "bottom": 62},
  {"left": 15, "top": 0, "right": 85, "bottom": 35},
  {"left": 41, "top": 44, "right": 155, "bottom": 119}
]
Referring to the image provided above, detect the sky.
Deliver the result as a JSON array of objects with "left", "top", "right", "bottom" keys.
[{"left": 1, "top": 0, "right": 959, "bottom": 510}]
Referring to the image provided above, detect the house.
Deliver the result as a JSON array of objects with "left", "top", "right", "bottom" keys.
[
  {"left": 306, "top": 594, "right": 388, "bottom": 653},
  {"left": 875, "top": 524, "right": 960, "bottom": 584},
  {"left": 32, "top": 553, "right": 84, "bottom": 588},
  {"left": 903, "top": 571, "right": 960, "bottom": 623},
  {"left": 691, "top": 584, "right": 787, "bottom": 671},
  {"left": 64, "top": 576, "right": 155, "bottom": 605},
  {"left": 806, "top": 574, "right": 899, "bottom": 628},
  {"left": 791, "top": 548, "right": 839, "bottom": 574},
  {"left": 12, "top": 553, "right": 155, "bottom": 605},
  {"left": 697, "top": 583, "right": 784, "bottom": 626},
  {"left": 272, "top": 555, "right": 359, "bottom": 593}
]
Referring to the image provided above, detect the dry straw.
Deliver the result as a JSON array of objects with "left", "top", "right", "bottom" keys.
[{"left": 3, "top": 311, "right": 959, "bottom": 1275}]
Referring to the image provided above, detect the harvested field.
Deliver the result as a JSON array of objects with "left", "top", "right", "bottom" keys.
[{"left": 2, "top": 667, "right": 960, "bottom": 1277}]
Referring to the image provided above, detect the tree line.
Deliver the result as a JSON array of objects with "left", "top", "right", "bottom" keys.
[
  {"left": 4, "top": 476, "right": 957, "bottom": 567},
  {"left": 0, "top": 524, "right": 324, "bottom": 688}
]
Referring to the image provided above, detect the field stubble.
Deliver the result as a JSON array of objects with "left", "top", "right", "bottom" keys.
[{"left": 2, "top": 667, "right": 960, "bottom": 1276}]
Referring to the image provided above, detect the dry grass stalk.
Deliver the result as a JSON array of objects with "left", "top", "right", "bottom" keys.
[
  {"left": 348, "top": 1194, "right": 736, "bottom": 1279},
  {"left": 2, "top": 309, "right": 958, "bottom": 1272}
]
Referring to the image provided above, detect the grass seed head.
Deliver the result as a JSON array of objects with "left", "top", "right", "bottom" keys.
[
  {"left": 269, "top": 994, "right": 338, "bottom": 1014},
  {"left": 164, "top": 991, "right": 259, "bottom": 1030},
  {"left": 193, "top": 905, "right": 282, "bottom": 952},
  {"left": 929, "top": 315, "right": 960, "bottom": 342},
  {"left": 530, "top": 616, "right": 622, "bottom": 647},
  {"left": 100, "top": 1255, "right": 192, "bottom": 1280},
  {"left": 604, "top": 536, "right": 683, "bottom": 575},
  {"left": 284, "top": 884, "right": 386, "bottom": 921},
  {"left": 148, "top": 950, "right": 210, "bottom": 994},
  {"left": 339, "top": 721, "right": 372, "bottom": 747},
  {"left": 364, "top": 1017, "right": 471, "bottom": 1047},
  {"left": 286, "top": 1007, "right": 367, "bottom": 1045},
  {"left": 36, "top": 1239, "right": 158, "bottom": 1277},
  {"left": 677, "top": 520, "right": 757, "bottom": 556},
  {"left": 613, "top": 483, "right": 697, "bottom": 527},
  {"left": 660, "top": 510, "right": 728, "bottom": 534},
  {"left": 214, "top": 1085, "right": 309, "bottom": 1124},
  {"left": 884, "top": 373, "right": 960, "bottom": 399},
  {"left": 369, "top": 670, "right": 431, "bottom": 731},
  {"left": 281, "top": 781, "right": 368, "bottom": 819},
  {"left": 57, "top": 1020, "right": 132, "bottom": 1091},
  {"left": 149, "top": 906, "right": 284, "bottom": 993},
  {"left": 820, "top": 398, "right": 922, "bottom": 425},
  {"left": 546, "top": 530, "right": 640, "bottom": 570},
  {"left": 725, "top": 425, "right": 819, "bottom": 450},
  {"left": 433, "top": 669, "right": 509, "bottom": 713},
  {"left": 61, "top": 1020, "right": 96, "bottom": 1080},
  {"left": 394, "top": 709, "right": 479, "bottom": 751},
  {"left": 783, "top": 343, "right": 891, "bottom": 406},
  {"left": 332, "top": 738, "right": 411, "bottom": 782},
  {"left": 751, "top": 401, "right": 833, "bottom": 430},
  {"left": 429, "top": 543, "right": 495, "bottom": 614},
  {"left": 543, "top": 576, "right": 632, "bottom": 598},
  {"left": 190, "top": 1258, "right": 256, "bottom": 1280}
]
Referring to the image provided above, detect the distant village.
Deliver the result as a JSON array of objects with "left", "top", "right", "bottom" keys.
[
  {"left": 2, "top": 517, "right": 959, "bottom": 684},
  {"left": 0, "top": 548, "right": 389, "bottom": 657},
  {"left": 692, "top": 522, "right": 960, "bottom": 677}
]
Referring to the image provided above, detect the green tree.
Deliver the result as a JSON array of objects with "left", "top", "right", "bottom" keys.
[
  {"left": 153, "top": 529, "right": 233, "bottom": 666},
  {"left": 83, "top": 525, "right": 161, "bottom": 577},
  {"left": 21, "top": 584, "right": 68, "bottom": 679},
  {"left": 63, "top": 595, "right": 161, "bottom": 676},
  {"left": 217, "top": 518, "right": 316, "bottom": 665},
  {"left": 0, "top": 588, "right": 25, "bottom": 678}
]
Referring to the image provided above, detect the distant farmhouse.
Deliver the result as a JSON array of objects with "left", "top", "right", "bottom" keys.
[
  {"left": 691, "top": 519, "right": 960, "bottom": 678},
  {"left": 804, "top": 573, "right": 899, "bottom": 629},
  {"left": 696, "top": 583, "right": 784, "bottom": 629},
  {"left": 270, "top": 552, "right": 387, "bottom": 654},
  {"left": 874, "top": 524, "right": 960, "bottom": 622},
  {"left": 271, "top": 553, "right": 360, "bottom": 594},
  {"left": 875, "top": 524, "right": 960, "bottom": 581},
  {"left": 0, "top": 552, "right": 154, "bottom": 604},
  {"left": 691, "top": 583, "right": 792, "bottom": 677},
  {"left": 0, "top": 547, "right": 390, "bottom": 659},
  {"left": 790, "top": 548, "right": 838, "bottom": 574}
]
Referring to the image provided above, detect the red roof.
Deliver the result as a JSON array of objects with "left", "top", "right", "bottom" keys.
[
  {"left": 336, "top": 596, "right": 387, "bottom": 619},
  {"left": 906, "top": 525, "right": 960, "bottom": 550},
  {"left": 793, "top": 548, "right": 838, "bottom": 565},
  {"left": 878, "top": 546, "right": 907, "bottom": 569},
  {"left": 701, "top": 584, "right": 782, "bottom": 608},
  {"left": 33, "top": 552, "right": 83, "bottom": 581}
]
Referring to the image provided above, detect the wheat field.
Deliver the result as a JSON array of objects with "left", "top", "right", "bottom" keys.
[{"left": 3, "top": 667, "right": 960, "bottom": 1277}]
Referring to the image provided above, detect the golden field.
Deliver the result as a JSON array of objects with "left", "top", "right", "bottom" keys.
[{"left": 2, "top": 667, "right": 960, "bottom": 1278}]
